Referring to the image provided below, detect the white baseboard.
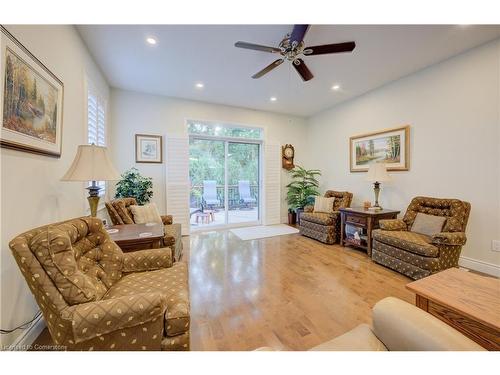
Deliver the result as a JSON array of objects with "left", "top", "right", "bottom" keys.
[
  {"left": 7, "top": 314, "right": 46, "bottom": 351},
  {"left": 459, "top": 256, "right": 500, "bottom": 277}
]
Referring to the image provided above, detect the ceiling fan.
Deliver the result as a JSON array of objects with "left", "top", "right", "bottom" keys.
[{"left": 234, "top": 25, "right": 356, "bottom": 82}]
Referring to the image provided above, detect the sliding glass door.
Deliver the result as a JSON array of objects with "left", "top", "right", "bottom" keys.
[
  {"left": 227, "top": 142, "right": 259, "bottom": 225},
  {"left": 189, "top": 136, "right": 260, "bottom": 230}
]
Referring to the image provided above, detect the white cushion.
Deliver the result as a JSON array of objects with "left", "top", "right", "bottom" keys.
[
  {"left": 313, "top": 196, "right": 335, "bottom": 213},
  {"left": 129, "top": 203, "right": 162, "bottom": 224}
]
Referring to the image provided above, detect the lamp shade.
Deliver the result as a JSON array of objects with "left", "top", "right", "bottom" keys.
[
  {"left": 365, "top": 163, "right": 391, "bottom": 182},
  {"left": 61, "top": 144, "right": 121, "bottom": 181}
]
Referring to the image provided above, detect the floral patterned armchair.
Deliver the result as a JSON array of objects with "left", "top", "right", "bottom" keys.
[
  {"left": 299, "top": 190, "right": 353, "bottom": 244},
  {"left": 372, "top": 196, "right": 471, "bottom": 280},
  {"left": 105, "top": 198, "right": 182, "bottom": 261},
  {"left": 9, "top": 217, "right": 190, "bottom": 350}
]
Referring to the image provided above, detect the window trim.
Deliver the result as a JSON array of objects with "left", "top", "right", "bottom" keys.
[{"left": 84, "top": 75, "right": 109, "bottom": 208}]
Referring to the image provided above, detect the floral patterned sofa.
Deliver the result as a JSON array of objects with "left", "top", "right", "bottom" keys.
[
  {"left": 372, "top": 196, "right": 471, "bottom": 280},
  {"left": 105, "top": 198, "right": 183, "bottom": 261},
  {"left": 9, "top": 217, "right": 190, "bottom": 350},
  {"left": 299, "top": 190, "right": 353, "bottom": 244}
]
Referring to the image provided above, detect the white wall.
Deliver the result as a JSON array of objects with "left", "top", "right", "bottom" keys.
[
  {"left": 306, "top": 39, "right": 500, "bottom": 270},
  {"left": 0, "top": 25, "right": 109, "bottom": 347},
  {"left": 109, "top": 89, "right": 308, "bottom": 223}
]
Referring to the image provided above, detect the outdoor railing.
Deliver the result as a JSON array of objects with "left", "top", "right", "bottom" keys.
[{"left": 190, "top": 184, "right": 259, "bottom": 210}]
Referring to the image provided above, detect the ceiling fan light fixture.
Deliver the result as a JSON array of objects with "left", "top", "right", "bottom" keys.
[
  {"left": 146, "top": 37, "right": 157, "bottom": 45},
  {"left": 331, "top": 84, "right": 341, "bottom": 91},
  {"left": 195, "top": 82, "right": 204, "bottom": 89},
  {"left": 270, "top": 96, "right": 277, "bottom": 102}
]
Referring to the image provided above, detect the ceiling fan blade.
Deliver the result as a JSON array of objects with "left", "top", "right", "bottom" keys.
[
  {"left": 252, "top": 59, "right": 284, "bottom": 79},
  {"left": 235, "top": 41, "right": 281, "bottom": 54},
  {"left": 293, "top": 58, "right": 314, "bottom": 82},
  {"left": 303, "top": 41, "right": 356, "bottom": 56},
  {"left": 289, "top": 24, "right": 310, "bottom": 46}
]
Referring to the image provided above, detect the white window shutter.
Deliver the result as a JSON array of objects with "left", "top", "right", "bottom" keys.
[
  {"left": 86, "top": 85, "right": 107, "bottom": 197},
  {"left": 263, "top": 144, "right": 281, "bottom": 225},
  {"left": 166, "top": 136, "right": 190, "bottom": 235}
]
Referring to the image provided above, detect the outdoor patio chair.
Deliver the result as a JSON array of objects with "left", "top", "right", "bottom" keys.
[
  {"left": 203, "top": 180, "right": 220, "bottom": 209},
  {"left": 238, "top": 180, "right": 256, "bottom": 208}
]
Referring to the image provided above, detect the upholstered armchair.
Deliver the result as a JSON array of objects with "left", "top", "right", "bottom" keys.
[
  {"left": 106, "top": 198, "right": 182, "bottom": 261},
  {"left": 299, "top": 190, "right": 353, "bottom": 244},
  {"left": 9, "top": 217, "right": 190, "bottom": 351},
  {"left": 372, "top": 196, "right": 471, "bottom": 280}
]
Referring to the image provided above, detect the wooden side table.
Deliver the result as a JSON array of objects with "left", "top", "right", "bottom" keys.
[
  {"left": 406, "top": 268, "right": 500, "bottom": 350},
  {"left": 107, "top": 223, "right": 164, "bottom": 252},
  {"left": 339, "top": 207, "right": 400, "bottom": 257}
]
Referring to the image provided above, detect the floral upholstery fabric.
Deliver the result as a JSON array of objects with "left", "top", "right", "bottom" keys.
[
  {"left": 165, "top": 223, "right": 183, "bottom": 261},
  {"left": 403, "top": 196, "right": 470, "bottom": 233},
  {"left": 372, "top": 196, "right": 470, "bottom": 280},
  {"left": 299, "top": 191, "right": 353, "bottom": 244},
  {"left": 372, "top": 230, "right": 438, "bottom": 257},
  {"left": 105, "top": 198, "right": 183, "bottom": 262},
  {"left": 9, "top": 217, "right": 190, "bottom": 351},
  {"left": 300, "top": 212, "right": 337, "bottom": 226},
  {"left": 105, "top": 263, "right": 189, "bottom": 337},
  {"left": 432, "top": 232, "right": 467, "bottom": 246},
  {"left": 123, "top": 248, "right": 173, "bottom": 273},
  {"left": 378, "top": 219, "right": 408, "bottom": 231}
]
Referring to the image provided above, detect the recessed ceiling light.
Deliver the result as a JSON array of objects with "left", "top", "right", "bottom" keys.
[
  {"left": 146, "top": 37, "right": 157, "bottom": 45},
  {"left": 270, "top": 96, "right": 277, "bottom": 102},
  {"left": 195, "top": 82, "right": 204, "bottom": 89},
  {"left": 331, "top": 84, "right": 341, "bottom": 91}
]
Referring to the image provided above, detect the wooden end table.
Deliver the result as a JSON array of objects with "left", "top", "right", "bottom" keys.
[
  {"left": 339, "top": 207, "right": 400, "bottom": 257},
  {"left": 406, "top": 268, "right": 500, "bottom": 350},
  {"left": 107, "top": 223, "right": 164, "bottom": 252}
]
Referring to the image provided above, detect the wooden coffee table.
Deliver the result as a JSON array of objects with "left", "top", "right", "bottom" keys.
[
  {"left": 406, "top": 268, "right": 500, "bottom": 350},
  {"left": 107, "top": 223, "right": 164, "bottom": 252},
  {"left": 339, "top": 207, "right": 400, "bottom": 256}
]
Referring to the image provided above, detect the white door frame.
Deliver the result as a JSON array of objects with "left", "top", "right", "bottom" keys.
[{"left": 189, "top": 134, "right": 263, "bottom": 232}]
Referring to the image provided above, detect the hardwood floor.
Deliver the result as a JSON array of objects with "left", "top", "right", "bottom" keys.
[{"left": 32, "top": 229, "right": 413, "bottom": 350}]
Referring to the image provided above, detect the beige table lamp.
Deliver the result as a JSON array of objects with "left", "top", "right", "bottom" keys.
[
  {"left": 365, "top": 163, "right": 391, "bottom": 210},
  {"left": 62, "top": 144, "right": 121, "bottom": 217}
]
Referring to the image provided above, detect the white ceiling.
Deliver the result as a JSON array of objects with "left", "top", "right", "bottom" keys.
[{"left": 77, "top": 25, "right": 500, "bottom": 117}]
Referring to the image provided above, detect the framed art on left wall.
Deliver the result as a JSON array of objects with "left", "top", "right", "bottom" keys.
[{"left": 0, "top": 26, "right": 64, "bottom": 157}]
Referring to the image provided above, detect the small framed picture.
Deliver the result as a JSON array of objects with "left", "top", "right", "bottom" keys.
[{"left": 135, "top": 134, "right": 162, "bottom": 163}]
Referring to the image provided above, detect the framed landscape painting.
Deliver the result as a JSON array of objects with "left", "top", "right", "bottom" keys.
[
  {"left": 0, "top": 26, "right": 64, "bottom": 157},
  {"left": 350, "top": 125, "right": 410, "bottom": 172},
  {"left": 135, "top": 134, "right": 163, "bottom": 163}
]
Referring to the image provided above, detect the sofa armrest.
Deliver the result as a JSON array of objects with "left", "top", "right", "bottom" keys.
[
  {"left": 378, "top": 219, "right": 407, "bottom": 231},
  {"left": 432, "top": 232, "right": 467, "bottom": 246},
  {"left": 62, "top": 292, "right": 167, "bottom": 344},
  {"left": 372, "top": 297, "right": 484, "bottom": 351},
  {"left": 161, "top": 215, "right": 173, "bottom": 225},
  {"left": 123, "top": 248, "right": 172, "bottom": 273}
]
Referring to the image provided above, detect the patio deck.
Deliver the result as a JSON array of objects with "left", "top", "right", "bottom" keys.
[{"left": 190, "top": 207, "right": 258, "bottom": 228}]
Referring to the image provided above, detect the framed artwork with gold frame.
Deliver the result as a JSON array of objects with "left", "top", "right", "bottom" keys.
[
  {"left": 350, "top": 125, "right": 410, "bottom": 172},
  {"left": 135, "top": 134, "right": 163, "bottom": 163}
]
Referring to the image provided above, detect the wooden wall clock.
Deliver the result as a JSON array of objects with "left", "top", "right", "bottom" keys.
[{"left": 282, "top": 144, "right": 295, "bottom": 170}]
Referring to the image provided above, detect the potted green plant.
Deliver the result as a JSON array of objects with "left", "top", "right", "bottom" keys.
[
  {"left": 115, "top": 167, "right": 153, "bottom": 205},
  {"left": 286, "top": 165, "right": 321, "bottom": 225}
]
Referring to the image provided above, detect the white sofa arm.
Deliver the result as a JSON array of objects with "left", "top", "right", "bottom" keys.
[{"left": 372, "top": 297, "right": 485, "bottom": 351}]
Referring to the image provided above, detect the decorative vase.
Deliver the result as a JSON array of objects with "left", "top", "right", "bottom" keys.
[{"left": 288, "top": 212, "right": 297, "bottom": 225}]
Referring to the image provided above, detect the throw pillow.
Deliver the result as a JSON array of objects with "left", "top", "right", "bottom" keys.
[
  {"left": 313, "top": 197, "right": 335, "bottom": 213},
  {"left": 130, "top": 203, "right": 163, "bottom": 224},
  {"left": 410, "top": 212, "right": 446, "bottom": 237}
]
